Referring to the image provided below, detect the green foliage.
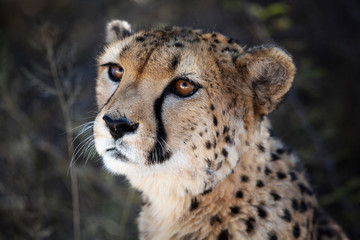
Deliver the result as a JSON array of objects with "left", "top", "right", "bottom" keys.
[
  {"left": 250, "top": 2, "right": 290, "bottom": 20},
  {"left": 223, "top": 0, "right": 242, "bottom": 12},
  {"left": 248, "top": 2, "right": 292, "bottom": 31}
]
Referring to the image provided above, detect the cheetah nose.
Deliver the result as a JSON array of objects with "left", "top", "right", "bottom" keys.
[{"left": 102, "top": 115, "right": 139, "bottom": 140}]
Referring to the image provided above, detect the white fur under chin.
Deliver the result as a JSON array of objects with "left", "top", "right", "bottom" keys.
[{"left": 102, "top": 151, "right": 206, "bottom": 194}]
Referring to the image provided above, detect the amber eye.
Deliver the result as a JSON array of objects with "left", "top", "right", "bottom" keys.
[
  {"left": 108, "top": 65, "right": 124, "bottom": 82},
  {"left": 173, "top": 79, "right": 198, "bottom": 97}
]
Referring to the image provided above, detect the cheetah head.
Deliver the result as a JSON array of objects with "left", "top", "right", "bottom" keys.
[{"left": 93, "top": 20, "right": 295, "bottom": 196}]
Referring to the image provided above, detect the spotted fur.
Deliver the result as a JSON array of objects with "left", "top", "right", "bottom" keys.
[{"left": 93, "top": 20, "right": 348, "bottom": 240}]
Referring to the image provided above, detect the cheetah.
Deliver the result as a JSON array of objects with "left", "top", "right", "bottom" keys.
[{"left": 93, "top": 20, "right": 348, "bottom": 240}]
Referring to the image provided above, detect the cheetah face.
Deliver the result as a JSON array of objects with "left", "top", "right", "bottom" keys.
[
  {"left": 94, "top": 26, "right": 221, "bottom": 180},
  {"left": 93, "top": 20, "right": 295, "bottom": 194}
]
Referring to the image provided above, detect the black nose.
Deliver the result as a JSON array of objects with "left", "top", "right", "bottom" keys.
[{"left": 102, "top": 115, "right": 139, "bottom": 139}]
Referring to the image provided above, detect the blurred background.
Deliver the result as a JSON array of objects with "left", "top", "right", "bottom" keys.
[{"left": 0, "top": 0, "right": 359, "bottom": 239}]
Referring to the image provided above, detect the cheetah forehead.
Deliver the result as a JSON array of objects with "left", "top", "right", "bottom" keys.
[{"left": 99, "top": 25, "right": 245, "bottom": 72}]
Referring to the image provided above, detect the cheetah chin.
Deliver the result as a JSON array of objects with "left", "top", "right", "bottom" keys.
[{"left": 92, "top": 19, "right": 348, "bottom": 240}]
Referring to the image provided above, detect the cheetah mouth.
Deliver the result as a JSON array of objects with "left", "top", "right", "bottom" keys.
[{"left": 106, "top": 147, "right": 129, "bottom": 162}]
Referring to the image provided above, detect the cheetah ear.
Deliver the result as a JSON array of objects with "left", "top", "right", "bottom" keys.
[
  {"left": 236, "top": 45, "right": 296, "bottom": 115},
  {"left": 106, "top": 20, "right": 132, "bottom": 43}
]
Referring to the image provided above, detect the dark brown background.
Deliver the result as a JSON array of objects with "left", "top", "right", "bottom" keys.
[{"left": 0, "top": 0, "right": 359, "bottom": 239}]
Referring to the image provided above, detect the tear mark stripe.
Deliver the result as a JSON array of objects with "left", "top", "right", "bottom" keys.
[{"left": 148, "top": 87, "right": 172, "bottom": 164}]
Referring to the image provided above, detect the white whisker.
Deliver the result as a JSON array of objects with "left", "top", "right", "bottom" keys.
[{"left": 68, "top": 120, "right": 96, "bottom": 173}]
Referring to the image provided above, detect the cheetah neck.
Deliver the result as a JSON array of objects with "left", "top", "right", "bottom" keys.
[{"left": 135, "top": 118, "right": 303, "bottom": 239}]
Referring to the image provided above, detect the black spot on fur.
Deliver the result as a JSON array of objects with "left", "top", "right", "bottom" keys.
[
  {"left": 218, "top": 229, "right": 230, "bottom": 240},
  {"left": 221, "top": 47, "right": 230, "bottom": 53},
  {"left": 213, "top": 116, "right": 218, "bottom": 126},
  {"left": 231, "top": 55, "right": 238, "bottom": 64},
  {"left": 299, "top": 200, "right": 308, "bottom": 213},
  {"left": 222, "top": 148, "right": 228, "bottom": 157},
  {"left": 276, "top": 172, "right": 287, "bottom": 179},
  {"left": 270, "top": 192, "right": 281, "bottom": 201},
  {"left": 245, "top": 219, "right": 254, "bottom": 233},
  {"left": 150, "top": 40, "right": 159, "bottom": 46},
  {"left": 227, "top": 38, "right": 234, "bottom": 44},
  {"left": 174, "top": 42, "right": 184, "bottom": 48},
  {"left": 257, "top": 144, "right": 266, "bottom": 152},
  {"left": 136, "top": 36, "right": 146, "bottom": 43},
  {"left": 202, "top": 188, "right": 213, "bottom": 195},
  {"left": 214, "top": 153, "right": 218, "bottom": 159},
  {"left": 293, "top": 223, "right": 300, "bottom": 238},
  {"left": 290, "top": 172, "right": 298, "bottom": 181},
  {"left": 298, "top": 183, "right": 314, "bottom": 196},
  {"left": 292, "top": 199, "right": 299, "bottom": 211},
  {"left": 206, "top": 141, "right": 212, "bottom": 149},
  {"left": 276, "top": 148, "right": 286, "bottom": 154},
  {"left": 214, "top": 39, "right": 220, "bottom": 43},
  {"left": 230, "top": 206, "right": 240, "bottom": 214},
  {"left": 241, "top": 175, "right": 249, "bottom": 182},
  {"left": 210, "top": 104, "right": 215, "bottom": 111},
  {"left": 236, "top": 190, "right": 244, "bottom": 198},
  {"left": 256, "top": 180, "right": 264, "bottom": 188},
  {"left": 225, "top": 136, "right": 233, "bottom": 144},
  {"left": 271, "top": 153, "right": 281, "bottom": 161},
  {"left": 210, "top": 214, "right": 222, "bottom": 225},
  {"left": 281, "top": 209, "right": 292, "bottom": 222},
  {"left": 268, "top": 232, "right": 278, "bottom": 240},
  {"left": 257, "top": 206, "right": 267, "bottom": 218},
  {"left": 211, "top": 33, "right": 217, "bottom": 38},
  {"left": 265, "top": 167, "right": 272, "bottom": 175},
  {"left": 190, "top": 198, "right": 199, "bottom": 211},
  {"left": 171, "top": 56, "right": 179, "bottom": 70},
  {"left": 216, "top": 131, "right": 219, "bottom": 137},
  {"left": 223, "top": 126, "right": 229, "bottom": 134}
]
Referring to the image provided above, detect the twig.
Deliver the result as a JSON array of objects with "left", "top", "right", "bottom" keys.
[
  {"left": 23, "top": 69, "right": 57, "bottom": 96},
  {"left": 45, "top": 40, "right": 80, "bottom": 240}
]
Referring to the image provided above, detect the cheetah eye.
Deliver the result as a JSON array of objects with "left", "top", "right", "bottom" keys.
[
  {"left": 172, "top": 79, "right": 199, "bottom": 98},
  {"left": 108, "top": 65, "right": 124, "bottom": 82}
]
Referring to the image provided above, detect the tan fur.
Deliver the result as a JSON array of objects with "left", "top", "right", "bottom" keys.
[{"left": 92, "top": 20, "right": 348, "bottom": 240}]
